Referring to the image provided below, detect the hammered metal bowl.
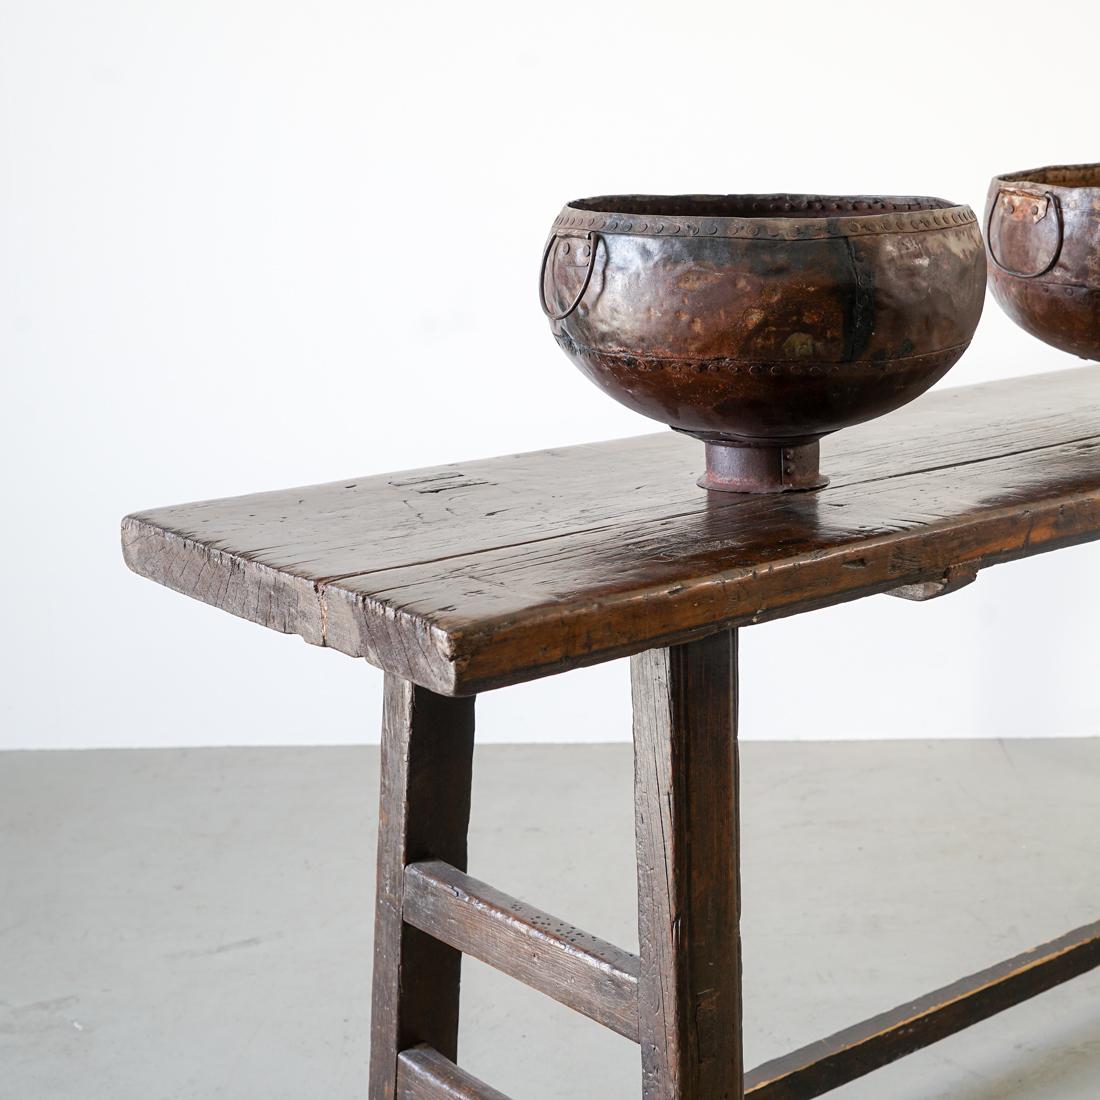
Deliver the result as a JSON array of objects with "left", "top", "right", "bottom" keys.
[
  {"left": 541, "top": 194, "right": 986, "bottom": 492},
  {"left": 986, "top": 164, "right": 1100, "bottom": 360}
]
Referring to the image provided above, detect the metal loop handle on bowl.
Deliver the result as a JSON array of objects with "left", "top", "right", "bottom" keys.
[
  {"left": 539, "top": 231, "right": 599, "bottom": 320},
  {"left": 987, "top": 189, "right": 1064, "bottom": 279}
]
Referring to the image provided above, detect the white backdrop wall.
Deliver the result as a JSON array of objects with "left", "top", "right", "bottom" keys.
[{"left": 3, "top": 0, "right": 1098, "bottom": 749}]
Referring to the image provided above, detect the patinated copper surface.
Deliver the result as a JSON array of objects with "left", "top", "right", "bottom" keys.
[
  {"left": 987, "top": 164, "right": 1100, "bottom": 360},
  {"left": 541, "top": 194, "right": 986, "bottom": 492}
]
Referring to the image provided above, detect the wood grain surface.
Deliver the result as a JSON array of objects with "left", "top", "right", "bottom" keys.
[
  {"left": 369, "top": 679, "right": 476, "bottom": 1100},
  {"left": 402, "top": 860, "right": 640, "bottom": 1040},
  {"left": 744, "top": 916, "right": 1100, "bottom": 1099},
  {"left": 396, "top": 1044, "right": 512, "bottom": 1100},
  {"left": 123, "top": 367, "right": 1100, "bottom": 694},
  {"left": 632, "top": 630, "right": 743, "bottom": 1098}
]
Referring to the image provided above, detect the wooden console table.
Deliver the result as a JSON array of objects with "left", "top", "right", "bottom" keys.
[{"left": 123, "top": 366, "right": 1100, "bottom": 1099}]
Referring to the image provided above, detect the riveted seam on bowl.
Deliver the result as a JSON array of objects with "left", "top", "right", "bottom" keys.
[
  {"left": 990, "top": 276, "right": 1100, "bottom": 295},
  {"left": 554, "top": 207, "right": 976, "bottom": 241},
  {"left": 555, "top": 336, "right": 973, "bottom": 372}
]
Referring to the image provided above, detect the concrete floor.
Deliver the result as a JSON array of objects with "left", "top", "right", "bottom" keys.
[{"left": 1, "top": 740, "right": 1098, "bottom": 1099}]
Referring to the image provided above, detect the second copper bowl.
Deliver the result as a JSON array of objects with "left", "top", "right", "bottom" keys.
[
  {"left": 987, "top": 164, "right": 1100, "bottom": 360},
  {"left": 541, "top": 194, "right": 986, "bottom": 492}
]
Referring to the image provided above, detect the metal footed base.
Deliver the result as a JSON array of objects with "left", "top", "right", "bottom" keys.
[{"left": 698, "top": 440, "right": 829, "bottom": 494}]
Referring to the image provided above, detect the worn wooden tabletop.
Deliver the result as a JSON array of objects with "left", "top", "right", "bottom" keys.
[{"left": 123, "top": 366, "right": 1100, "bottom": 695}]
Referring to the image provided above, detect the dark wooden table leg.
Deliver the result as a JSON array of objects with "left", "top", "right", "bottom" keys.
[
  {"left": 369, "top": 674, "right": 476, "bottom": 1100},
  {"left": 632, "top": 629, "right": 744, "bottom": 1100}
]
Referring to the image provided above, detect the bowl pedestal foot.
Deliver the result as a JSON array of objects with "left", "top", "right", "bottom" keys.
[{"left": 698, "top": 439, "right": 829, "bottom": 494}]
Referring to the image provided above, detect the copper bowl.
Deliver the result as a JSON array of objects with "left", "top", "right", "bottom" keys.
[
  {"left": 541, "top": 194, "right": 986, "bottom": 492},
  {"left": 986, "top": 164, "right": 1100, "bottom": 360}
]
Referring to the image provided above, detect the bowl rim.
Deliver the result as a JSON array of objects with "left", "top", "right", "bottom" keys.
[
  {"left": 992, "top": 163, "right": 1100, "bottom": 192},
  {"left": 555, "top": 193, "right": 976, "bottom": 241}
]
